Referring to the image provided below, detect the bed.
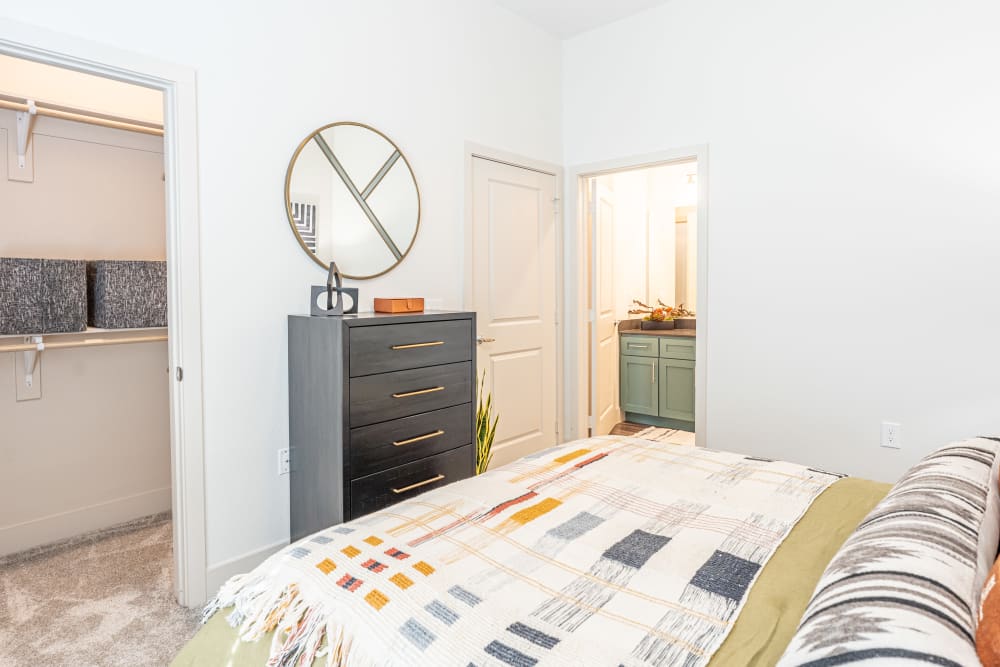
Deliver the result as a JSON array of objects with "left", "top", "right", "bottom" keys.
[{"left": 172, "top": 435, "right": 999, "bottom": 666}]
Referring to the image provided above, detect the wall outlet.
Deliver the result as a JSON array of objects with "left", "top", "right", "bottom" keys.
[
  {"left": 880, "top": 422, "right": 901, "bottom": 449},
  {"left": 278, "top": 448, "right": 290, "bottom": 475}
]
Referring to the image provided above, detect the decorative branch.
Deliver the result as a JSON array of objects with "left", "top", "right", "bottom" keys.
[{"left": 628, "top": 299, "right": 695, "bottom": 320}]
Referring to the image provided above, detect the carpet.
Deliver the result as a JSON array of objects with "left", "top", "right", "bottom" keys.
[{"left": 0, "top": 517, "right": 200, "bottom": 666}]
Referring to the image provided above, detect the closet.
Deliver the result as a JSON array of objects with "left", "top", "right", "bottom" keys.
[{"left": 0, "top": 54, "right": 171, "bottom": 560}]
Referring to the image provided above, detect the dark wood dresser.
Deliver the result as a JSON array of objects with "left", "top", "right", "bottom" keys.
[{"left": 288, "top": 311, "right": 476, "bottom": 541}]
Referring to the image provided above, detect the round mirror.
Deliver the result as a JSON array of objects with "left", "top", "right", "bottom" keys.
[{"left": 284, "top": 122, "right": 420, "bottom": 279}]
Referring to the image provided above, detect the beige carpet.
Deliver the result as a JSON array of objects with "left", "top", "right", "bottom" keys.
[{"left": 0, "top": 517, "right": 200, "bottom": 666}]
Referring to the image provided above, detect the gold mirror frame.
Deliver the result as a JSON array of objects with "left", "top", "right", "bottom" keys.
[{"left": 284, "top": 121, "right": 421, "bottom": 279}]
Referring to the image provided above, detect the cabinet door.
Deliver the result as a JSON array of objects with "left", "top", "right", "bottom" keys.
[
  {"left": 620, "top": 355, "right": 658, "bottom": 415},
  {"left": 658, "top": 358, "right": 695, "bottom": 422}
]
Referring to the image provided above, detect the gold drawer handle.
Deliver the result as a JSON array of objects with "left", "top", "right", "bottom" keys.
[
  {"left": 392, "top": 474, "right": 445, "bottom": 494},
  {"left": 392, "top": 386, "right": 444, "bottom": 399},
  {"left": 391, "top": 341, "right": 444, "bottom": 350},
  {"left": 393, "top": 430, "right": 445, "bottom": 447}
]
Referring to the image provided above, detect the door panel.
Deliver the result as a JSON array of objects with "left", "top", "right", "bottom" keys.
[
  {"left": 659, "top": 358, "right": 695, "bottom": 422},
  {"left": 620, "top": 355, "right": 657, "bottom": 415},
  {"left": 592, "top": 181, "right": 620, "bottom": 434},
  {"left": 470, "top": 157, "right": 557, "bottom": 468}
]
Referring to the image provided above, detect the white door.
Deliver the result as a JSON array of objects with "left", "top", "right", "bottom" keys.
[
  {"left": 591, "top": 180, "right": 620, "bottom": 435},
  {"left": 470, "top": 157, "right": 558, "bottom": 468}
]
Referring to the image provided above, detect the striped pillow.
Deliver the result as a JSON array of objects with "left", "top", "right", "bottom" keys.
[{"left": 779, "top": 437, "right": 1000, "bottom": 666}]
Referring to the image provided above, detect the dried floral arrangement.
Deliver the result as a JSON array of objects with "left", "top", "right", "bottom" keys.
[{"left": 629, "top": 299, "right": 695, "bottom": 321}]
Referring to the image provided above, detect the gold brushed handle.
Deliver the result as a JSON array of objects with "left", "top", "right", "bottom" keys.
[
  {"left": 393, "top": 430, "right": 445, "bottom": 447},
  {"left": 392, "top": 474, "right": 445, "bottom": 494},
  {"left": 391, "top": 341, "right": 444, "bottom": 350},
  {"left": 392, "top": 386, "right": 445, "bottom": 399}
]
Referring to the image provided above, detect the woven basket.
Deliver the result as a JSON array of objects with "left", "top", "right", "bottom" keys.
[
  {"left": 87, "top": 260, "right": 167, "bottom": 329},
  {"left": 0, "top": 257, "right": 87, "bottom": 335}
]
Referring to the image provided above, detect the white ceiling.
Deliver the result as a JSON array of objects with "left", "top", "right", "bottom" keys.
[{"left": 493, "top": 0, "right": 673, "bottom": 39}]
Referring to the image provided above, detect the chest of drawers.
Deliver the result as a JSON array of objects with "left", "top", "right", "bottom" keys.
[{"left": 288, "top": 311, "right": 476, "bottom": 541}]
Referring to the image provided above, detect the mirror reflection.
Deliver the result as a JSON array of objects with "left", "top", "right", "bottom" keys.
[{"left": 285, "top": 122, "right": 420, "bottom": 279}]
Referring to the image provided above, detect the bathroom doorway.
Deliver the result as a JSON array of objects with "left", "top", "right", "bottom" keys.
[{"left": 568, "top": 147, "right": 708, "bottom": 446}]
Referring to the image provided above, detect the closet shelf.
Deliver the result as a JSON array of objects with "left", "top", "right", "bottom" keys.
[{"left": 0, "top": 326, "right": 167, "bottom": 353}]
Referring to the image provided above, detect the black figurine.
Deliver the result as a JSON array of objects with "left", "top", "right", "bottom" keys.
[{"left": 310, "top": 262, "right": 358, "bottom": 316}]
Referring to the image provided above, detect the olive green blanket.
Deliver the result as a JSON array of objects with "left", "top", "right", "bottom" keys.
[{"left": 173, "top": 476, "right": 888, "bottom": 666}]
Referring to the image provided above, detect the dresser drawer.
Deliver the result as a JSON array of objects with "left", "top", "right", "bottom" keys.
[
  {"left": 350, "top": 361, "right": 472, "bottom": 427},
  {"left": 621, "top": 335, "right": 659, "bottom": 357},
  {"left": 349, "top": 320, "right": 473, "bottom": 377},
  {"left": 349, "top": 403, "right": 472, "bottom": 478},
  {"left": 350, "top": 445, "right": 472, "bottom": 519},
  {"left": 659, "top": 337, "right": 695, "bottom": 360}
]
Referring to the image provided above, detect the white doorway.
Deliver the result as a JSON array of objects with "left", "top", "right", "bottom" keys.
[
  {"left": 0, "top": 20, "right": 207, "bottom": 606},
  {"left": 465, "top": 149, "right": 562, "bottom": 468},
  {"left": 568, "top": 146, "right": 709, "bottom": 446}
]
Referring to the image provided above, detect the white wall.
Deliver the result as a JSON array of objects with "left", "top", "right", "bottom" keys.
[
  {"left": 0, "top": 1, "right": 562, "bottom": 578},
  {"left": 603, "top": 171, "right": 648, "bottom": 320},
  {"left": 603, "top": 163, "right": 696, "bottom": 323},
  {"left": 0, "top": 111, "right": 169, "bottom": 555},
  {"left": 564, "top": 0, "right": 1000, "bottom": 482}
]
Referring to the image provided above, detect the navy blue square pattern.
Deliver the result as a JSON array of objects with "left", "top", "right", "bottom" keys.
[
  {"left": 690, "top": 550, "right": 761, "bottom": 601},
  {"left": 602, "top": 530, "right": 671, "bottom": 569}
]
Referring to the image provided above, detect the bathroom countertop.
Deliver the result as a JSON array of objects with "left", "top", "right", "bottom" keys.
[{"left": 619, "top": 327, "right": 696, "bottom": 338}]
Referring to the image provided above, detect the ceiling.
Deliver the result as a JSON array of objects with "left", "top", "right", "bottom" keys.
[{"left": 493, "top": 0, "right": 673, "bottom": 39}]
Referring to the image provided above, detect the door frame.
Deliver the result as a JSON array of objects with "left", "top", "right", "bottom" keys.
[
  {"left": 463, "top": 143, "right": 565, "bottom": 443},
  {"left": 566, "top": 145, "right": 709, "bottom": 446},
  {"left": 0, "top": 19, "right": 208, "bottom": 606}
]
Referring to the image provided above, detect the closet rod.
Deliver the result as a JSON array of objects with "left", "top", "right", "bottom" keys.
[
  {"left": 0, "top": 334, "right": 167, "bottom": 354},
  {"left": 0, "top": 96, "right": 164, "bottom": 137}
]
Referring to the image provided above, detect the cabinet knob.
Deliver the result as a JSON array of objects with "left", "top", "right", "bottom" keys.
[{"left": 477, "top": 336, "right": 496, "bottom": 345}]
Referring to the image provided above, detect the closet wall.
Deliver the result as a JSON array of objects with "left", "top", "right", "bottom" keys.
[{"left": 0, "top": 109, "right": 169, "bottom": 556}]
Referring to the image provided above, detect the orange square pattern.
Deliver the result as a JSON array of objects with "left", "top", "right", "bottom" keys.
[
  {"left": 413, "top": 561, "right": 435, "bottom": 576},
  {"left": 365, "top": 589, "right": 389, "bottom": 610}
]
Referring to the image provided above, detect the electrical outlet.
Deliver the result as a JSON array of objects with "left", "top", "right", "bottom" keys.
[
  {"left": 278, "top": 448, "right": 290, "bottom": 475},
  {"left": 880, "top": 422, "right": 901, "bottom": 449}
]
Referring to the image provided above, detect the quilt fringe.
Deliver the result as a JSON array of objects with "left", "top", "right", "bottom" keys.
[{"left": 203, "top": 570, "right": 394, "bottom": 667}]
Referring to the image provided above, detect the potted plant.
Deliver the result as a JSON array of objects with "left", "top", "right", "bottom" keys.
[{"left": 476, "top": 371, "right": 499, "bottom": 474}]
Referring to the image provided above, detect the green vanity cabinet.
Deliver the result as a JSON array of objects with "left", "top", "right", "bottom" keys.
[
  {"left": 620, "top": 334, "right": 695, "bottom": 430},
  {"left": 620, "top": 355, "right": 659, "bottom": 414},
  {"left": 658, "top": 358, "right": 695, "bottom": 422}
]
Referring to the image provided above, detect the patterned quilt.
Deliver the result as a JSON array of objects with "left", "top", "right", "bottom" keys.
[{"left": 206, "top": 436, "right": 844, "bottom": 666}]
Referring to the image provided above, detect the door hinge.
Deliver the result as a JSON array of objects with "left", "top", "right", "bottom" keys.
[{"left": 176, "top": 367, "right": 184, "bottom": 382}]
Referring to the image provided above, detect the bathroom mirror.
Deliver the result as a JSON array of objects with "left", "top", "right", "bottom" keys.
[{"left": 285, "top": 122, "right": 420, "bottom": 279}]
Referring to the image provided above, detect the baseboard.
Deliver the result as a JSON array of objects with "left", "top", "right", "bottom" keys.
[
  {"left": 206, "top": 538, "right": 288, "bottom": 596},
  {"left": 0, "top": 486, "right": 171, "bottom": 557}
]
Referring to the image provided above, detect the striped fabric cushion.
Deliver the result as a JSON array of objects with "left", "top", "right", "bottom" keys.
[{"left": 779, "top": 437, "right": 1000, "bottom": 667}]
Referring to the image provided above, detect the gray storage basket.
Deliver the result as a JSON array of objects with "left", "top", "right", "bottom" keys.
[
  {"left": 0, "top": 258, "right": 87, "bottom": 335},
  {"left": 87, "top": 260, "right": 168, "bottom": 329}
]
